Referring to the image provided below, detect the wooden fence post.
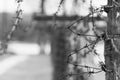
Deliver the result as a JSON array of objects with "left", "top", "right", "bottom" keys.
[
  {"left": 51, "top": 27, "right": 69, "bottom": 80},
  {"left": 105, "top": 0, "right": 120, "bottom": 80}
]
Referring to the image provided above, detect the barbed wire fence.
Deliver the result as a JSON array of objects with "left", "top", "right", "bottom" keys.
[
  {"left": 0, "top": 0, "right": 119, "bottom": 80},
  {"left": 54, "top": 0, "right": 120, "bottom": 80}
]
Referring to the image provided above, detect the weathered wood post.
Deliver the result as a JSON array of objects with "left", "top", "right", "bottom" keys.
[
  {"left": 105, "top": 0, "right": 120, "bottom": 80},
  {"left": 51, "top": 27, "right": 69, "bottom": 80}
]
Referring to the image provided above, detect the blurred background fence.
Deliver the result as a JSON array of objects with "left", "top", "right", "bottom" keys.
[{"left": 0, "top": 0, "right": 110, "bottom": 80}]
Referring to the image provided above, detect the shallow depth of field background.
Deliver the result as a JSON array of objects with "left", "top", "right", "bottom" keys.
[{"left": 0, "top": 0, "right": 108, "bottom": 80}]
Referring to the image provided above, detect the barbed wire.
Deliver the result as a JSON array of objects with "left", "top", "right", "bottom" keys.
[
  {"left": 54, "top": 0, "right": 120, "bottom": 80},
  {"left": 65, "top": 5, "right": 105, "bottom": 79},
  {"left": 53, "top": 0, "right": 65, "bottom": 28},
  {"left": 0, "top": 0, "right": 23, "bottom": 53},
  {"left": 7, "top": 0, "right": 23, "bottom": 40},
  {"left": 55, "top": 0, "right": 65, "bottom": 15}
]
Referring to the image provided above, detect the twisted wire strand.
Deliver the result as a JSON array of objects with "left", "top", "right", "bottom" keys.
[
  {"left": 68, "top": 62, "right": 101, "bottom": 71},
  {"left": 0, "top": 0, "right": 23, "bottom": 54},
  {"left": 68, "top": 70, "right": 102, "bottom": 76},
  {"left": 66, "top": 7, "right": 104, "bottom": 29},
  {"left": 7, "top": 0, "right": 23, "bottom": 40},
  {"left": 53, "top": 0, "right": 65, "bottom": 28},
  {"left": 67, "top": 38, "right": 100, "bottom": 62},
  {"left": 55, "top": 0, "right": 65, "bottom": 15}
]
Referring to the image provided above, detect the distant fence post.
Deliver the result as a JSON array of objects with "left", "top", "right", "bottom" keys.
[{"left": 51, "top": 27, "right": 69, "bottom": 80}]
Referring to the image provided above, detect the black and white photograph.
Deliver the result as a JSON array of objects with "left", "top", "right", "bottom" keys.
[{"left": 0, "top": 0, "right": 119, "bottom": 80}]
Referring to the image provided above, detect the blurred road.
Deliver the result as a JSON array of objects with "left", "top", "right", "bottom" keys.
[
  {"left": 0, "top": 40, "right": 105, "bottom": 80},
  {"left": 0, "top": 55, "right": 53, "bottom": 80}
]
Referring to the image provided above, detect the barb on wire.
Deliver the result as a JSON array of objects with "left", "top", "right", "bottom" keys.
[
  {"left": 68, "top": 27, "right": 97, "bottom": 37},
  {"left": 66, "top": 6, "right": 104, "bottom": 30},
  {"left": 66, "top": 14, "right": 91, "bottom": 29},
  {"left": 68, "top": 62, "right": 101, "bottom": 71},
  {"left": 53, "top": 0, "right": 65, "bottom": 28},
  {"left": 55, "top": 0, "right": 64, "bottom": 15},
  {"left": 67, "top": 43, "right": 94, "bottom": 63},
  {"left": 84, "top": 41, "right": 110, "bottom": 73},
  {"left": 68, "top": 70, "right": 102, "bottom": 77},
  {"left": 67, "top": 37, "right": 100, "bottom": 63},
  {"left": 99, "top": 61, "right": 112, "bottom": 72}
]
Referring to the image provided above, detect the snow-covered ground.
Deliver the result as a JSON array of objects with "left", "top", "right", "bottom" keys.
[
  {"left": 7, "top": 41, "right": 41, "bottom": 55},
  {"left": 6, "top": 41, "right": 51, "bottom": 55},
  {"left": 0, "top": 55, "right": 29, "bottom": 76},
  {"left": 0, "top": 41, "right": 52, "bottom": 77}
]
